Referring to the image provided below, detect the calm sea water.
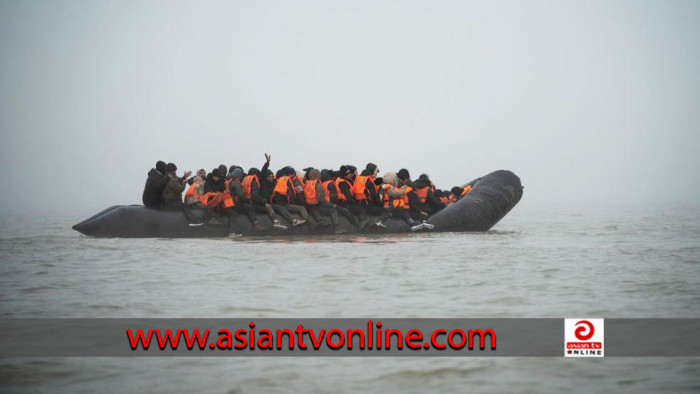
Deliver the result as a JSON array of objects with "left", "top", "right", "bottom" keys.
[{"left": 1, "top": 202, "right": 699, "bottom": 393}]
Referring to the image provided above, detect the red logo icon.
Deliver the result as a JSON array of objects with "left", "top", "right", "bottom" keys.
[
  {"left": 565, "top": 318, "right": 604, "bottom": 357},
  {"left": 574, "top": 320, "right": 595, "bottom": 341}
]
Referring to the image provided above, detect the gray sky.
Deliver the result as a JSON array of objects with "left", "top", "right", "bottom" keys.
[{"left": 1, "top": 0, "right": 699, "bottom": 214}]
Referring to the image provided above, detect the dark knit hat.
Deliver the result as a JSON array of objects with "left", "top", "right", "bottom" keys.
[
  {"left": 397, "top": 168, "right": 410, "bottom": 180},
  {"left": 155, "top": 161, "right": 166, "bottom": 174},
  {"left": 165, "top": 163, "right": 177, "bottom": 173},
  {"left": 365, "top": 163, "right": 377, "bottom": 173},
  {"left": 230, "top": 168, "right": 244, "bottom": 180}
]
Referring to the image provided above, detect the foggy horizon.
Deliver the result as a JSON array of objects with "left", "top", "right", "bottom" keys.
[{"left": 1, "top": 0, "right": 699, "bottom": 215}]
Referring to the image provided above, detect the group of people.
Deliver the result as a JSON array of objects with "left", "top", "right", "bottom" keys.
[{"left": 142, "top": 154, "right": 474, "bottom": 235}]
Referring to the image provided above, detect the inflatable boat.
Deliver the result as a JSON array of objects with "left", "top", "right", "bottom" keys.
[{"left": 72, "top": 170, "right": 523, "bottom": 238}]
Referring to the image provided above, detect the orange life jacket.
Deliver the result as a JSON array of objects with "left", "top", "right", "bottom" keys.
[
  {"left": 461, "top": 185, "right": 472, "bottom": 196},
  {"left": 221, "top": 180, "right": 235, "bottom": 208},
  {"left": 353, "top": 175, "right": 373, "bottom": 201},
  {"left": 415, "top": 186, "right": 429, "bottom": 204},
  {"left": 401, "top": 186, "right": 412, "bottom": 210},
  {"left": 381, "top": 184, "right": 408, "bottom": 209},
  {"left": 241, "top": 174, "right": 260, "bottom": 201},
  {"left": 439, "top": 196, "right": 451, "bottom": 205},
  {"left": 272, "top": 176, "right": 291, "bottom": 202},
  {"left": 335, "top": 178, "right": 352, "bottom": 202},
  {"left": 304, "top": 179, "right": 329, "bottom": 205},
  {"left": 200, "top": 192, "right": 226, "bottom": 208},
  {"left": 185, "top": 181, "right": 202, "bottom": 204},
  {"left": 323, "top": 180, "right": 336, "bottom": 201}
]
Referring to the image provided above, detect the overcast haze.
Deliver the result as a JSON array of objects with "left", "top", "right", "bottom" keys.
[{"left": 1, "top": 0, "right": 699, "bottom": 215}]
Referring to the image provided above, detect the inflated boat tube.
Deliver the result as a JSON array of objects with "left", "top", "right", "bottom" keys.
[{"left": 72, "top": 170, "right": 523, "bottom": 238}]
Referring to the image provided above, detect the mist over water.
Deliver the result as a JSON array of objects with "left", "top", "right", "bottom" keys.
[
  {"left": 1, "top": 0, "right": 700, "bottom": 392},
  {"left": 1, "top": 0, "right": 700, "bottom": 213}
]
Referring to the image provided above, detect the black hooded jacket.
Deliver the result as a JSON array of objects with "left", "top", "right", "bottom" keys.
[
  {"left": 247, "top": 162, "right": 269, "bottom": 205},
  {"left": 142, "top": 168, "right": 169, "bottom": 208},
  {"left": 321, "top": 170, "right": 340, "bottom": 203},
  {"left": 413, "top": 178, "right": 445, "bottom": 211},
  {"left": 204, "top": 173, "right": 226, "bottom": 193}
]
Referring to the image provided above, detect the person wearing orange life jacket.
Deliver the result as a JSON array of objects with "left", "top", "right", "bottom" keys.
[
  {"left": 227, "top": 167, "right": 261, "bottom": 233},
  {"left": 242, "top": 154, "right": 288, "bottom": 230},
  {"left": 450, "top": 183, "right": 474, "bottom": 202},
  {"left": 334, "top": 165, "right": 358, "bottom": 222},
  {"left": 351, "top": 163, "right": 384, "bottom": 227},
  {"left": 304, "top": 169, "right": 345, "bottom": 234},
  {"left": 187, "top": 169, "right": 207, "bottom": 186},
  {"left": 271, "top": 166, "right": 314, "bottom": 228},
  {"left": 202, "top": 168, "right": 227, "bottom": 209},
  {"left": 185, "top": 176, "right": 205, "bottom": 208},
  {"left": 397, "top": 169, "right": 426, "bottom": 216},
  {"left": 257, "top": 156, "right": 303, "bottom": 227},
  {"left": 322, "top": 169, "right": 359, "bottom": 225},
  {"left": 435, "top": 189, "right": 452, "bottom": 206},
  {"left": 413, "top": 174, "right": 446, "bottom": 215},
  {"left": 376, "top": 172, "right": 433, "bottom": 231},
  {"left": 396, "top": 168, "right": 432, "bottom": 226}
]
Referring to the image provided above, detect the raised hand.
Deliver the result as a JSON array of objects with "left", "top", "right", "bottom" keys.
[{"left": 265, "top": 153, "right": 271, "bottom": 164}]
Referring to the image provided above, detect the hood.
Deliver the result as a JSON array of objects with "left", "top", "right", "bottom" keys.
[
  {"left": 382, "top": 172, "right": 398, "bottom": 186},
  {"left": 413, "top": 178, "right": 431, "bottom": 188},
  {"left": 308, "top": 169, "right": 321, "bottom": 180},
  {"left": 321, "top": 170, "right": 333, "bottom": 182}
]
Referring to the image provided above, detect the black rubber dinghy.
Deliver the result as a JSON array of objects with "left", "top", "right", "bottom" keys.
[{"left": 73, "top": 170, "right": 523, "bottom": 238}]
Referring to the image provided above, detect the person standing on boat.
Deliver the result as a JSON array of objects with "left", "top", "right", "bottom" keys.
[
  {"left": 161, "top": 163, "right": 191, "bottom": 211},
  {"left": 142, "top": 160, "right": 170, "bottom": 209}
]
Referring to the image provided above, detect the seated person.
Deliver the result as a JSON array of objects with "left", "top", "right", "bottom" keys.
[
  {"left": 142, "top": 160, "right": 169, "bottom": 209},
  {"left": 413, "top": 174, "right": 446, "bottom": 215},
  {"left": 304, "top": 169, "right": 345, "bottom": 234},
  {"left": 227, "top": 168, "right": 262, "bottom": 232},
  {"left": 377, "top": 172, "right": 433, "bottom": 231},
  {"left": 352, "top": 163, "right": 383, "bottom": 226},
  {"left": 161, "top": 163, "right": 191, "bottom": 211},
  {"left": 271, "top": 167, "right": 315, "bottom": 228}
]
